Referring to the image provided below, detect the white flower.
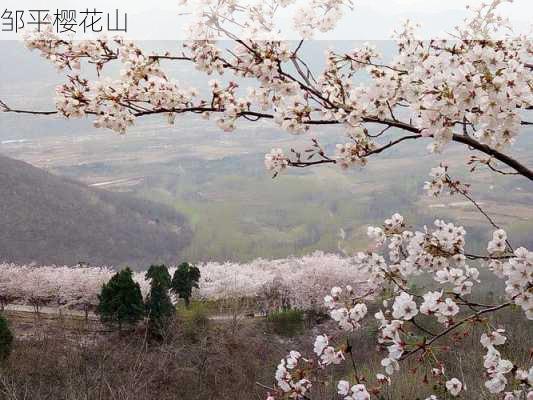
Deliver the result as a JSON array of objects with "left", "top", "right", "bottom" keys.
[
  {"left": 351, "top": 384, "right": 370, "bottom": 400},
  {"left": 381, "top": 357, "right": 399, "bottom": 375},
  {"left": 313, "top": 335, "right": 328, "bottom": 356},
  {"left": 349, "top": 303, "right": 368, "bottom": 321},
  {"left": 424, "top": 163, "right": 447, "bottom": 197},
  {"left": 367, "top": 226, "right": 386, "bottom": 246},
  {"left": 438, "top": 298, "right": 459, "bottom": 317},
  {"left": 392, "top": 292, "right": 418, "bottom": 320},
  {"left": 480, "top": 329, "right": 507, "bottom": 348},
  {"left": 286, "top": 351, "right": 301, "bottom": 369},
  {"left": 485, "top": 374, "right": 507, "bottom": 393},
  {"left": 420, "top": 291, "right": 442, "bottom": 315},
  {"left": 320, "top": 346, "right": 344, "bottom": 366},
  {"left": 337, "top": 380, "right": 350, "bottom": 396},
  {"left": 384, "top": 213, "right": 404, "bottom": 231},
  {"left": 264, "top": 148, "right": 288, "bottom": 174},
  {"left": 324, "top": 295, "right": 335, "bottom": 308},
  {"left": 445, "top": 378, "right": 462, "bottom": 396}
]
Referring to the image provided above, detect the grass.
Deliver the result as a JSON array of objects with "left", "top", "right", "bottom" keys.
[
  {"left": 136, "top": 164, "right": 424, "bottom": 263},
  {"left": 131, "top": 151, "right": 533, "bottom": 265},
  {"left": 176, "top": 301, "right": 210, "bottom": 341},
  {"left": 1, "top": 291, "right": 531, "bottom": 400},
  {"left": 266, "top": 309, "right": 305, "bottom": 337}
]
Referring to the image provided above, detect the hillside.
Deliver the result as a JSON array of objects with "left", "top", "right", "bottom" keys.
[{"left": 0, "top": 154, "right": 192, "bottom": 269}]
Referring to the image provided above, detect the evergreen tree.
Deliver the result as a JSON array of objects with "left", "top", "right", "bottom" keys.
[
  {"left": 145, "top": 265, "right": 174, "bottom": 339},
  {"left": 171, "top": 262, "right": 200, "bottom": 307},
  {"left": 97, "top": 268, "right": 145, "bottom": 330},
  {"left": 145, "top": 264, "right": 171, "bottom": 288},
  {"left": 0, "top": 313, "right": 13, "bottom": 361}
]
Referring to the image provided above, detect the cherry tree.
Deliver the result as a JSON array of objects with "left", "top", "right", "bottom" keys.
[
  {"left": 0, "top": 253, "right": 366, "bottom": 313},
  {"left": 197, "top": 252, "right": 368, "bottom": 310},
  {"left": 0, "top": 264, "right": 115, "bottom": 314},
  {"left": 1, "top": 0, "right": 532, "bottom": 398}
]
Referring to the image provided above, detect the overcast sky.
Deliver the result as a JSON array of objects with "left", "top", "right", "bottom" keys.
[{"left": 0, "top": 0, "right": 531, "bottom": 40}]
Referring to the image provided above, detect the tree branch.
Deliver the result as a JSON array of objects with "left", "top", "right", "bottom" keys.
[
  {"left": 400, "top": 302, "right": 512, "bottom": 361},
  {"left": 2, "top": 100, "right": 532, "bottom": 180},
  {"left": 0, "top": 100, "right": 58, "bottom": 115},
  {"left": 451, "top": 134, "right": 533, "bottom": 181}
]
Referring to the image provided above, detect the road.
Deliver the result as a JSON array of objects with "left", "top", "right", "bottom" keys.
[{"left": 3, "top": 304, "right": 264, "bottom": 321}]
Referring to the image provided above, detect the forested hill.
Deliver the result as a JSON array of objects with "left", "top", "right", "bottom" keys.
[{"left": 0, "top": 154, "right": 192, "bottom": 269}]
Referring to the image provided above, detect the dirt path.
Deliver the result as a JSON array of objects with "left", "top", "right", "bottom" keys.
[{"left": 3, "top": 304, "right": 264, "bottom": 322}]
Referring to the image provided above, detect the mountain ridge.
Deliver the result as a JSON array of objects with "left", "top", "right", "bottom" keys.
[{"left": 0, "top": 154, "right": 192, "bottom": 269}]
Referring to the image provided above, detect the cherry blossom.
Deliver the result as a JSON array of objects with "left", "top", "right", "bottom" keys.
[
  {"left": 0, "top": 252, "right": 368, "bottom": 313},
  {"left": 445, "top": 378, "right": 463, "bottom": 397},
  {"left": 1, "top": 0, "right": 532, "bottom": 399},
  {"left": 264, "top": 148, "right": 289, "bottom": 176}
]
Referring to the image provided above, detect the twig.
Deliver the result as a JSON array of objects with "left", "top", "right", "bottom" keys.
[{"left": 400, "top": 302, "right": 511, "bottom": 361}]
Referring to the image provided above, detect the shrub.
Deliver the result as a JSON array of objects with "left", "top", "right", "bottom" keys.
[
  {"left": 97, "top": 268, "right": 145, "bottom": 330},
  {"left": 0, "top": 313, "right": 13, "bottom": 361},
  {"left": 177, "top": 301, "right": 209, "bottom": 341},
  {"left": 266, "top": 309, "right": 304, "bottom": 337}
]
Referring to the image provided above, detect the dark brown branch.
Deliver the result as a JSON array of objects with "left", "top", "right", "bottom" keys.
[
  {"left": 148, "top": 55, "right": 191, "bottom": 61},
  {"left": 463, "top": 252, "right": 512, "bottom": 260},
  {"left": 446, "top": 174, "right": 514, "bottom": 252},
  {"left": 346, "top": 340, "right": 361, "bottom": 384},
  {"left": 410, "top": 317, "right": 437, "bottom": 337},
  {"left": 2, "top": 100, "right": 532, "bottom": 180},
  {"left": 368, "top": 125, "right": 391, "bottom": 138},
  {"left": 289, "top": 159, "right": 335, "bottom": 168},
  {"left": 485, "top": 161, "right": 520, "bottom": 176},
  {"left": 0, "top": 100, "right": 57, "bottom": 115},
  {"left": 288, "top": 135, "right": 422, "bottom": 168},
  {"left": 451, "top": 133, "right": 533, "bottom": 181},
  {"left": 366, "top": 134, "right": 422, "bottom": 156},
  {"left": 360, "top": 118, "right": 533, "bottom": 181},
  {"left": 446, "top": 177, "right": 499, "bottom": 231},
  {"left": 400, "top": 302, "right": 512, "bottom": 361},
  {"left": 292, "top": 40, "right": 304, "bottom": 58}
]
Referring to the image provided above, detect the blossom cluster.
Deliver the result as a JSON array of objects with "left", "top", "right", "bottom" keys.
[
  {"left": 324, "top": 286, "right": 368, "bottom": 331},
  {"left": 12, "top": 1, "right": 531, "bottom": 178},
  {"left": 0, "top": 264, "right": 116, "bottom": 311},
  {"left": 490, "top": 246, "right": 533, "bottom": 319},
  {"left": 264, "top": 148, "right": 289, "bottom": 175},
  {"left": 266, "top": 213, "right": 532, "bottom": 399},
  {"left": 0, "top": 252, "right": 367, "bottom": 313},
  {"left": 274, "top": 351, "right": 312, "bottom": 396},
  {"left": 424, "top": 163, "right": 448, "bottom": 197},
  {"left": 3, "top": 1, "right": 532, "bottom": 398},
  {"left": 199, "top": 252, "right": 369, "bottom": 310},
  {"left": 178, "top": 0, "right": 352, "bottom": 40}
]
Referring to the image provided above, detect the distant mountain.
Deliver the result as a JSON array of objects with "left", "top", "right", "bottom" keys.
[{"left": 0, "top": 154, "right": 192, "bottom": 269}]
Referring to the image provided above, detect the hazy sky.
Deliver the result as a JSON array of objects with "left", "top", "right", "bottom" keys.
[{"left": 1, "top": 0, "right": 531, "bottom": 40}]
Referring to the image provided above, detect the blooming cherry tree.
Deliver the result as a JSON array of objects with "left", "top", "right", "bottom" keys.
[
  {"left": 1, "top": 0, "right": 532, "bottom": 398},
  {"left": 0, "top": 252, "right": 366, "bottom": 313}
]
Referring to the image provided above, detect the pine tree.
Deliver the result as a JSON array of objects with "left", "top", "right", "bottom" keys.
[
  {"left": 171, "top": 262, "right": 200, "bottom": 307},
  {"left": 97, "top": 268, "right": 145, "bottom": 330},
  {"left": 145, "top": 264, "right": 171, "bottom": 288},
  {"left": 0, "top": 313, "right": 13, "bottom": 361},
  {"left": 145, "top": 265, "right": 174, "bottom": 339}
]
